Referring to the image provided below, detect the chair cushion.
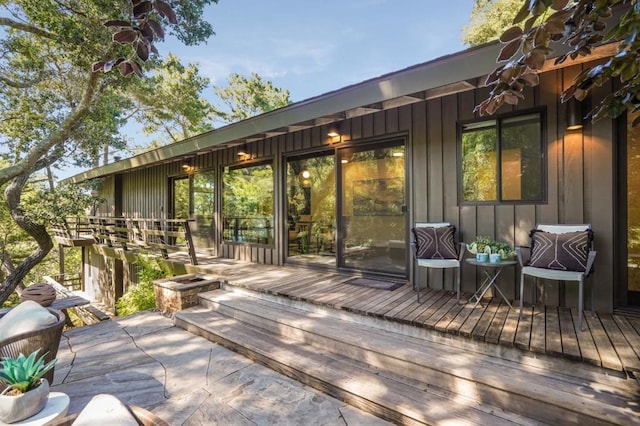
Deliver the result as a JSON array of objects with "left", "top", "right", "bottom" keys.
[
  {"left": 528, "top": 230, "right": 592, "bottom": 272},
  {"left": 0, "top": 300, "right": 57, "bottom": 341},
  {"left": 413, "top": 225, "right": 458, "bottom": 259}
]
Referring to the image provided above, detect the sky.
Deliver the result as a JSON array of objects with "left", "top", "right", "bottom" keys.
[
  {"left": 162, "top": 0, "right": 476, "bottom": 109},
  {"left": 73, "top": 0, "right": 478, "bottom": 177}
]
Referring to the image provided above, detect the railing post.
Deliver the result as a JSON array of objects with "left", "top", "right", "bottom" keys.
[
  {"left": 182, "top": 220, "right": 198, "bottom": 265},
  {"left": 154, "top": 220, "right": 169, "bottom": 259}
]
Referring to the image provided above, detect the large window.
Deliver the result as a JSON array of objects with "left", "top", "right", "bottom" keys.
[
  {"left": 460, "top": 112, "right": 544, "bottom": 203},
  {"left": 192, "top": 170, "right": 215, "bottom": 249},
  {"left": 222, "top": 162, "right": 274, "bottom": 244}
]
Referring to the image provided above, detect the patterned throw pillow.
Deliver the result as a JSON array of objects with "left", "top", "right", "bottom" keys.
[
  {"left": 528, "top": 230, "right": 592, "bottom": 272},
  {"left": 413, "top": 225, "right": 458, "bottom": 259}
]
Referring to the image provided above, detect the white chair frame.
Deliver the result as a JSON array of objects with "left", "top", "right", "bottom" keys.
[
  {"left": 516, "top": 224, "right": 597, "bottom": 331},
  {"left": 412, "top": 222, "right": 465, "bottom": 303}
]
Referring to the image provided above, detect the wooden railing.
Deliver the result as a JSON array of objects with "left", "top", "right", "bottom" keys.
[{"left": 54, "top": 217, "right": 198, "bottom": 265}]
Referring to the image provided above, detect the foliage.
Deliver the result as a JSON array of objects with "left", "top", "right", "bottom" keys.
[
  {"left": 115, "top": 255, "right": 168, "bottom": 316},
  {"left": 213, "top": 72, "right": 291, "bottom": 124},
  {"left": 463, "top": 0, "right": 525, "bottom": 46},
  {"left": 476, "top": 0, "right": 640, "bottom": 124},
  {"left": 130, "top": 54, "right": 214, "bottom": 147},
  {"left": 0, "top": 0, "right": 215, "bottom": 305},
  {"left": 0, "top": 350, "right": 56, "bottom": 394},
  {"left": 467, "top": 236, "right": 516, "bottom": 257}
]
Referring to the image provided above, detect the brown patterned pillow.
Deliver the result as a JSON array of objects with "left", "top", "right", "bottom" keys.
[
  {"left": 528, "top": 230, "right": 592, "bottom": 272},
  {"left": 413, "top": 225, "right": 458, "bottom": 259}
]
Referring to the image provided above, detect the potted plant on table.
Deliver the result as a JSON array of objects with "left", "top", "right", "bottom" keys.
[
  {"left": 0, "top": 349, "right": 56, "bottom": 423},
  {"left": 467, "top": 236, "right": 516, "bottom": 262}
]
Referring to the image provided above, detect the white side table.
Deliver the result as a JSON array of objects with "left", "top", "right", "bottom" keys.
[{"left": 1, "top": 392, "right": 70, "bottom": 426}]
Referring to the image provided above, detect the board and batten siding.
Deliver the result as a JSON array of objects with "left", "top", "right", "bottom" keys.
[{"left": 92, "top": 61, "right": 615, "bottom": 313}]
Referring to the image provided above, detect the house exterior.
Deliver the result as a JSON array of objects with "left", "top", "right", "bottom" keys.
[{"left": 64, "top": 40, "right": 639, "bottom": 315}]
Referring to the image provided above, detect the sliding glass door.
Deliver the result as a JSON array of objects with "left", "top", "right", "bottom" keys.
[{"left": 338, "top": 140, "right": 407, "bottom": 276}]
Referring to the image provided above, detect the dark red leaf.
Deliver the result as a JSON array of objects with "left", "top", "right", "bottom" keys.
[
  {"left": 524, "top": 48, "right": 546, "bottom": 70},
  {"left": 140, "top": 23, "right": 154, "bottom": 41},
  {"left": 129, "top": 60, "right": 143, "bottom": 77},
  {"left": 534, "top": 28, "right": 549, "bottom": 47},
  {"left": 104, "top": 20, "right": 132, "bottom": 27},
  {"left": 544, "top": 18, "right": 566, "bottom": 35},
  {"left": 92, "top": 61, "right": 105, "bottom": 72},
  {"left": 498, "top": 39, "right": 521, "bottom": 61},
  {"left": 513, "top": 2, "right": 531, "bottom": 24},
  {"left": 484, "top": 69, "right": 501, "bottom": 86},
  {"left": 150, "top": 44, "right": 159, "bottom": 55},
  {"left": 519, "top": 72, "right": 540, "bottom": 86},
  {"left": 500, "top": 26, "right": 523, "bottom": 43},
  {"left": 113, "top": 29, "right": 138, "bottom": 44},
  {"left": 551, "top": 0, "right": 569, "bottom": 10},
  {"left": 524, "top": 16, "right": 537, "bottom": 31},
  {"left": 146, "top": 19, "right": 165, "bottom": 39},
  {"left": 154, "top": 0, "right": 178, "bottom": 24},
  {"left": 135, "top": 40, "right": 149, "bottom": 61},
  {"left": 119, "top": 61, "right": 134, "bottom": 76},
  {"left": 133, "top": 1, "right": 152, "bottom": 18}
]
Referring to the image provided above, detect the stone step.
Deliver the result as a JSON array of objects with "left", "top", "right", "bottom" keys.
[{"left": 175, "top": 289, "right": 640, "bottom": 425}]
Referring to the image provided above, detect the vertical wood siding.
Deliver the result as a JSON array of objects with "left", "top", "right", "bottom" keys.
[{"left": 95, "top": 62, "right": 615, "bottom": 312}]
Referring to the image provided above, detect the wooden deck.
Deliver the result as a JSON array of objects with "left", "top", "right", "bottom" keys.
[{"left": 191, "top": 260, "right": 640, "bottom": 377}]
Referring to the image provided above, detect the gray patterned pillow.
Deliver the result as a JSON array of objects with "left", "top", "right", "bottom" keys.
[
  {"left": 528, "top": 230, "right": 592, "bottom": 272},
  {"left": 413, "top": 225, "right": 458, "bottom": 259}
]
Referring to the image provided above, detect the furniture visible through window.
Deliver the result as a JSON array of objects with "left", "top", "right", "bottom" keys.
[{"left": 460, "top": 111, "right": 544, "bottom": 204}]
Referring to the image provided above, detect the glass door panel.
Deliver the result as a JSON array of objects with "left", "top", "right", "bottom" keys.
[
  {"left": 192, "top": 171, "right": 215, "bottom": 250},
  {"left": 286, "top": 152, "right": 336, "bottom": 265},
  {"left": 338, "top": 141, "right": 407, "bottom": 276},
  {"left": 628, "top": 112, "right": 640, "bottom": 305}
]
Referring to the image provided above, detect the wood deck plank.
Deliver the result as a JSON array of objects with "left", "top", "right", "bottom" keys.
[
  {"left": 600, "top": 314, "right": 640, "bottom": 372},
  {"left": 558, "top": 307, "right": 581, "bottom": 361},
  {"left": 446, "top": 303, "right": 477, "bottom": 335},
  {"left": 498, "top": 306, "right": 520, "bottom": 347},
  {"left": 584, "top": 312, "right": 624, "bottom": 372},
  {"left": 368, "top": 287, "right": 417, "bottom": 316},
  {"left": 613, "top": 315, "right": 640, "bottom": 361},
  {"left": 485, "top": 302, "right": 510, "bottom": 344},
  {"left": 408, "top": 290, "right": 448, "bottom": 325},
  {"left": 458, "top": 302, "right": 488, "bottom": 338},
  {"left": 424, "top": 294, "right": 462, "bottom": 330},
  {"left": 434, "top": 299, "right": 465, "bottom": 333},
  {"left": 349, "top": 284, "right": 409, "bottom": 312},
  {"left": 573, "top": 309, "right": 601, "bottom": 367},
  {"left": 395, "top": 288, "right": 441, "bottom": 322},
  {"left": 545, "top": 307, "right": 563, "bottom": 357},
  {"left": 472, "top": 298, "right": 501, "bottom": 341},
  {"left": 514, "top": 305, "right": 533, "bottom": 351},
  {"left": 529, "top": 306, "right": 546, "bottom": 354},
  {"left": 287, "top": 276, "right": 352, "bottom": 300}
]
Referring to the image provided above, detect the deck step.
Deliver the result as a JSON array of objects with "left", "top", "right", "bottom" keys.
[{"left": 174, "top": 289, "right": 640, "bottom": 425}]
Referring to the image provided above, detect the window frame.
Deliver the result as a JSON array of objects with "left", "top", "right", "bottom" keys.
[
  {"left": 457, "top": 108, "right": 547, "bottom": 206},
  {"left": 221, "top": 159, "right": 275, "bottom": 245}
]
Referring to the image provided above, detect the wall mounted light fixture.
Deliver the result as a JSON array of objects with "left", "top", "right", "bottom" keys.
[
  {"left": 327, "top": 122, "right": 342, "bottom": 138},
  {"left": 566, "top": 97, "right": 584, "bottom": 131},
  {"left": 237, "top": 144, "right": 248, "bottom": 157}
]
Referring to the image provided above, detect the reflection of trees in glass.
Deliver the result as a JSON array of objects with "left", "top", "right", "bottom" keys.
[
  {"left": 222, "top": 163, "right": 273, "bottom": 243},
  {"left": 462, "top": 126, "right": 497, "bottom": 201},
  {"left": 172, "top": 178, "right": 190, "bottom": 219},
  {"left": 287, "top": 154, "right": 335, "bottom": 255},
  {"left": 461, "top": 113, "right": 542, "bottom": 202},
  {"left": 628, "top": 111, "right": 640, "bottom": 291},
  {"left": 193, "top": 171, "right": 215, "bottom": 248}
]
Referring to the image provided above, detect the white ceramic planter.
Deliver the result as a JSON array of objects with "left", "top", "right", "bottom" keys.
[{"left": 0, "top": 379, "right": 49, "bottom": 423}]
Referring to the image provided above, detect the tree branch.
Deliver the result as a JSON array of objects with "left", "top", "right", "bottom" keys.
[
  {"left": 0, "top": 70, "right": 101, "bottom": 186},
  {"left": 0, "top": 71, "right": 50, "bottom": 88},
  {"left": 0, "top": 17, "right": 57, "bottom": 40}
]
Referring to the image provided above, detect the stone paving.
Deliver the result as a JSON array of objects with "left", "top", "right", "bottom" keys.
[{"left": 51, "top": 311, "right": 391, "bottom": 425}]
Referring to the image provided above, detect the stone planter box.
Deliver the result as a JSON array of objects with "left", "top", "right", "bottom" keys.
[{"left": 154, "top": 274, "right": 220, "bottom": 314}]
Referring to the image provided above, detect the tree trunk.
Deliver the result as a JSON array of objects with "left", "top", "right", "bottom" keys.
[
  {"left": 0, "top": 174, "right": 53, "bottom": 304},
  {"left": 1, "top": 252, "right": 25, "bottom": 296}
]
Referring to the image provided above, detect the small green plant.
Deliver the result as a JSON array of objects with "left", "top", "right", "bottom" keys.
[
  {"left": 116, "top": 254, "right": 169, "bottom": 316},
  {"left": 0, "top": 350, "right": 56, "bottom": 394},
  {"left": 467, "top": 236, "right": 516, "bottom": 258}
]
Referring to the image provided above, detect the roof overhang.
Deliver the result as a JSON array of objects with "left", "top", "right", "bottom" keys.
[{"left": 65, "top": 40, "right": 617, "bottom": 184}]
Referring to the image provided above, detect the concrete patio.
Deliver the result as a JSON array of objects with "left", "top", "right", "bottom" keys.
[{"left": 51, "top": 311, "right": 391, "bottom": 425}]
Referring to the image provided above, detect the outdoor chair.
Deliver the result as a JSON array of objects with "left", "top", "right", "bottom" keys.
[
  {"left": 412, "top": 222, "right": 465, "bottom": 303},
  {"left": 517, "top": 224, "right": 597, "bottom": 331},
  {"left": 0, "top": 302, "right": 65, "bottom": 389}
]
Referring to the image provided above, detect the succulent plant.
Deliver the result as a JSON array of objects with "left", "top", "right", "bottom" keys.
[{"left": 0, "top": 350, "right": 56, "bottom": 394}]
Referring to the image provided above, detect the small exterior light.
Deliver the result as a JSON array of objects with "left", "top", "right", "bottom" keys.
[
  {"left": 566, "top": 97, "right": 584, "bottom": 131},
  {"left": 301, "top": 170, "right": 311, "bottom": 179},
  {"left": 237, "top": 144, "right": 248, "bottom": 157}
]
